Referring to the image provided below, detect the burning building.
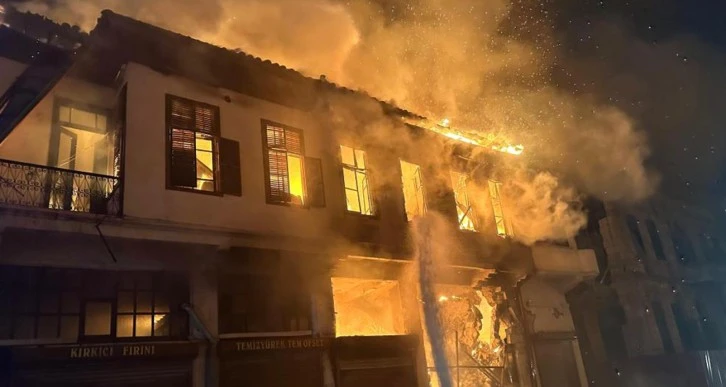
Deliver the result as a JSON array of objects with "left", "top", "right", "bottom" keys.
[{"left": 0, "top": 7, "right": 599, "bottom": 387}]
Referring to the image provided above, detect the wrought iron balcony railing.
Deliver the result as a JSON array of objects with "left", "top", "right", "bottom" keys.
[{"left": 0, "top": 158, "right": 121, "bottom": 216}]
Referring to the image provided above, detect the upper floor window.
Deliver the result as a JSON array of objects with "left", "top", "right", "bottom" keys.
[
  {"left": 450, "top": 171, "right": 476, "bottom": 231},
  {"left": 626, "top": 215, "right": 645, "bottom": 252},
  {"left": 646, "top": 219, "right": 667, "bottom": 261},
  {"left": 488, "top": 179, "right": 511, "bottom": 237},
  {"left": 263, "top": 122, "right": 306, "bottom": 205},
  {"left": 166, "top": 95, "right": 220, "bottom": 193},
  {"left": 671, "top": 223, "right": 696, "bottom": 264},
  {"left": 51, "top": 100, "right": 112, "bottom": 176},
  {"left": 400, "top": 159, "right": 426, "bottom": 221},
  {"left": 341, "top": 145, "right": 374, "bottom": 215}
]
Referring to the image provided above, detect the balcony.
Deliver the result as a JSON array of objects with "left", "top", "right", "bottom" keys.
[
  {"left": 531, "top": 244, "right": 599, "bottom": 291},
  {"left": 0, "top": 158, "right": 121, "bottom": 216}
]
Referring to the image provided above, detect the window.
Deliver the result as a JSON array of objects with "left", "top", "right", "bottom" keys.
[
  {"left": 671, "top": 223, "right": 696, "bottom": 264},
  {"left": 450, "top": 171, "right": 476, "bottom": 231},
  {"left": 166, "top": 95, "right": 220, "bottom": 192},
  {"left": 263, "top": 122, "right": 307, "bottom": 205},
  {"left": 115, "top": 273, "right": 178, "bottom": 338},
  {"left": 400, "top": 160, "right": 426, "bottom": 221},
  {"left": 488, "top": 180, "right": 511, "bottom": 237},
  {"left": 48, "top": 100, "right": 114, "bottom": 213},
  {"left": 341, "top": 145, "right": 373, "bottom": 215},
  {"left": 626, "top": 215, "right": 645, "bottom": 252},
  {"left": 0, "top": 266, "right": 188, "bottom": 341},
  {"left": 219, "top": 271, "right": 311, "bottom": 334},
  {"left": 646, "top": 220, "right": 667, "bottom": 261},
  {"left": 0, "top": 267, "right": 81, "bottom": 341}
]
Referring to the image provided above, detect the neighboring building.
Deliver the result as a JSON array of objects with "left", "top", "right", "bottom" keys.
[
  {"left": 569, "top": 197, "right": 726, "bottom": 387},
  {"left": 0, "top": 9, "right": 598, "bottom": 387}
]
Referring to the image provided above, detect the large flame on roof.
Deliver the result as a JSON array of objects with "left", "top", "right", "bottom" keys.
[{"left": 404, "top": 117, "right": 524, "bottom": 156}]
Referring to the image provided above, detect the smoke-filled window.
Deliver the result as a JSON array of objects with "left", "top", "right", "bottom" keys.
[
  {"left": 341, "top": 145, "right": 374, "bottom": 215},
  {"left": 263, "top": 122, "right": 306, "bottom": 205},
  {"left": 488, "top": 180, "right": 511, "bottom": 237},
  {"left": 400, "top": 160, "right": 426, "bottom": 221},
  {"left": 166, "top": 95, "right": 220, "bottom": 192},
  {"left": 450, "top": 171, "right": 476, "bottom": 231}
]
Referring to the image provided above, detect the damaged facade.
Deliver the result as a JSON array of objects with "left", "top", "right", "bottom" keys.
[{"left": 0, "top": 9, "right": 598, "bottom": 387}]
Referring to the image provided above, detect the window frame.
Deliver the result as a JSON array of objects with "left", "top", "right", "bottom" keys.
[
  {"left": 261, "top": 119, "right": 308, "bottom": 207},
  {"left": 48, "top": 97, "right": 112, "bottom": 174},
  {"left": 399, "top": 159, "right": 427, "bottom": 221},
  {"left": 218, "top": 270, "right": 313, "bottom": 335},
  {"left": 450, "top": 170, "right": 477, "bottom": 232},
  {"left": 0, "top": 266, "right": 188, "bottom": 343},
  {"left": 165, "top": 94, "right": 222, "bottom": 196},
  {"left": 340, "top": 145, "right": 375, "bottom": 216},
  {"left": 488, "top": 179, "right": 511, "bottom": 237}
]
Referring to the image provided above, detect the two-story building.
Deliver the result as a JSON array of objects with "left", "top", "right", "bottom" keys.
[{"left": 0, "top": 8, "right": 599, "bottom": 387}]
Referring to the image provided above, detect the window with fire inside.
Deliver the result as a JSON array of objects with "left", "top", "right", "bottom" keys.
[
  {"left": 262, "top": 120, "right": 324, "bottom": 207},
  {"left": 166, "top": 95, "right": 241, "bottom": 196},
  {"left": 0, "top": 266, "right": 189, "bottom": 341}
]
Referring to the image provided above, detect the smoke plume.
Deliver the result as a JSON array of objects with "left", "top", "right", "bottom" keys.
[{"left": 11, "top": 0, "right": 678, "bottom": 242}]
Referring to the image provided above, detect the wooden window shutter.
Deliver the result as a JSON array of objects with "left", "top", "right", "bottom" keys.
[
  {"left": 266, "top": 149, "right": 290, "bottom": 203},
  {"left": 169, "top": 128, "right": 197, "bottom": 188},
  {"left": 305, "top": 157, "right": 325, "bottom": 208},
  {"left": 220, "top": 137, "right": 242, "bottom": 196}
]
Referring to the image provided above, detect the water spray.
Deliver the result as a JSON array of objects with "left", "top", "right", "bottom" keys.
[{"left": 414, "top": 216, "right": 453, "bottom": 387}]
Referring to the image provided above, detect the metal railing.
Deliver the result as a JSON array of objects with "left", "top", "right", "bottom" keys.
[{"left": 0, "top": 158, "right": 121, "bottom": 216}]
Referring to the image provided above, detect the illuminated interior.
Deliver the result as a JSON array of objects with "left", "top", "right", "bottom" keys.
[
  {"left": 424, "top": 285, "right": 504, "bottom": 387},
  {"left": 331, "top": 277, "right": 407, "bottom": 337},
  {"left": 488, "top": 180, "right": 510, "bottom": 237},
  {"left": 400, "top": 159, "right": 427, "bottom": 221},
  {"left": 195, "top": 133, "right": 215, "bottom": 191},
  {"left": 450, "top": 171, "right": 476, "bottom": 231},
  {"left": 287, "top": 154, "right": 305, "bottom": 205},
  {"left": 341, "top": 145, "right": 374, "bottom": 215}
]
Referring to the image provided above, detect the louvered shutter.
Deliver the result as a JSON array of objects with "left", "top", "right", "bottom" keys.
[
  {"left": 267, "top": 150, "right": 290, "bottom": 203},
  {"left": 170, "top": 98, "right": 194, "bottom": 130},
  {"left": 169, "top": 128, "right": 196, "bottom": 188},
  {"left": 285, "top": 130, "right": 303, "bottom": 154},
  {"left": 220, "top": 137, "right": 242, "bottom": 196},
  {"left": 305, "top": 157, "right": 325, "bottom": 208},
  {"left": 195, "top": 105, "right": 218, "bottom": 134}
]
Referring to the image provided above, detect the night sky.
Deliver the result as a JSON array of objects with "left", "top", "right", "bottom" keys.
[{"left": 547, "top": 0, "right": 726, "bottom": 209}]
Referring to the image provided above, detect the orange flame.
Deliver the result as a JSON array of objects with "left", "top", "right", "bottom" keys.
[{"left": 404, "top": 117, "right": 524, "bottom": 156}]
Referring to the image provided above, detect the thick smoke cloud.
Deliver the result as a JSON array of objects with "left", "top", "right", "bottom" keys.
[{"left": 13, "top": 0, "right": 681, "bottom": 242}]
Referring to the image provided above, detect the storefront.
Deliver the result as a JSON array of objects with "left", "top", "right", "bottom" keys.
[
  {"left": 3, "top": 342, "right": 198, "bottom": 387},
  {"left": 218, "top": 336, "right": 329, "bottom": 387},
  {"left": 333, "top": 335, "right": 420, "bottom": 387}
]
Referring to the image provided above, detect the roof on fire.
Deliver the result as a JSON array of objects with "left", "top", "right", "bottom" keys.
[{"left": 76, "top": 10, "right": 423, "bottom": 119}]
